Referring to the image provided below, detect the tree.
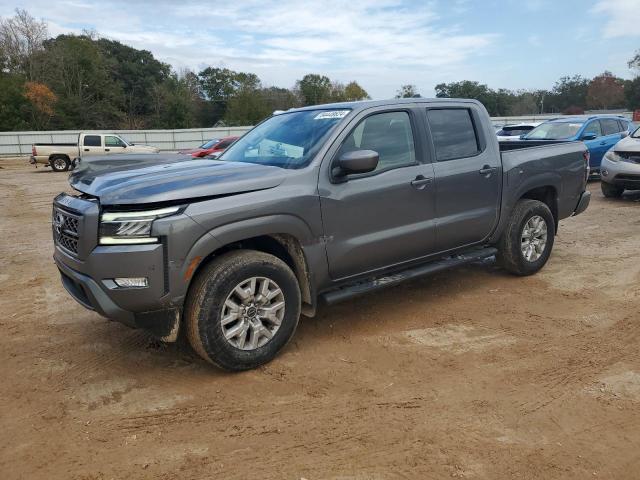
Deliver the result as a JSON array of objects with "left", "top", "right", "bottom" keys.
[
  {"left": 396, "top": 84, "right": 419, "bottom": 98},
  {"left": 548, "top": 75, "right": 589, "bottom": 113},
  {"left": 0, "top": 8, "right": 47, "bottom": 79},
  {"left": 33, "top": 34, "right": 124, "bottom": 129},
  {"left": 296, "top": 74, "right": 332, "bottom": 105},
  {"left": 435, "top": 80, "right": 500, "bottom": 114},
  {"left": 0, "top": 73, "right": 30, "bottom": 130},
  {"left": 95, "top": 37, "right": 171, "bottom": 128},
  {"left": 24, "top": 80, "right": 56, "bottom": 128},
  {"left": 343, "top": 81, "right": 369, "bottom": 101},
  {"left": 586, "top": 71, "right": 625, "bottom": 110}
]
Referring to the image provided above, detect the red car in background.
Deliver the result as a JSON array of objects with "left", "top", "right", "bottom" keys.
[{"left": 179, "top": 136, "right": 238, "bottom": 157}]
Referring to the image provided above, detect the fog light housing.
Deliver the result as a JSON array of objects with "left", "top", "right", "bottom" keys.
[
  {"left": 113, "top": 277, "right": 148, "bottom": 288},
  {"left": 601, "top": 169, "right": 609, "bottom": 177}
]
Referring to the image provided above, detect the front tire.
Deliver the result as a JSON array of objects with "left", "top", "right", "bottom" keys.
[
  {"left": 497, "top": 199, "right": 555, "bottom": 276},
  {"left": 601, "top": 181, "right": 623, "bottom": 198},
  {"left": 50, "top": 155, "right": 70, "bottom": 172},
  {"left": 185, "top": 250, "right": 301, "bottom": 371}
]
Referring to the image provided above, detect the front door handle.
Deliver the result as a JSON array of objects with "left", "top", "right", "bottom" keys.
[
  {"left": 84, "top": 148, "right": 89, "bottom": 152},
  {"left": 410, "top": 175, "right": 433, "bottom": 189},
  {"left": 599, "top": 141, "right": 606, "bottom": 145},
  {"left": 479, "top": 165, "right": 497, "bottom": 176},
  {"left": 105, "top": 148, "right": 110, "bottom": 152}
]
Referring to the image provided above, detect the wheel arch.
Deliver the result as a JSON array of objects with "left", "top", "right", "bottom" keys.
[
  {"left": 519, "top": 185, "right": 558, "bottom": 232},
  {"left": 181, "top": 216, "right": 317, "bottom": 317}
]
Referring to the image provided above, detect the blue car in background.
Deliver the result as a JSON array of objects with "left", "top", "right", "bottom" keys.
[{"left": 523, "top": 116, "right": 634, "bottom": 172}]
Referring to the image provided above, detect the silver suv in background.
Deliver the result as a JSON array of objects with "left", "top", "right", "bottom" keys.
[{"left": 600, "top": 126, "right": 640, "bottom": 197}]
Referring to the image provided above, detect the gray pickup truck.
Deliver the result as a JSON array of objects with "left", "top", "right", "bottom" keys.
[{"left": 53, "top": 98, "right": 590, "bottom": 370}]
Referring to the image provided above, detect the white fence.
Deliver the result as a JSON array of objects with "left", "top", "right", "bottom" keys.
[
  {"left": 0, "top": 126, "right": 253, "bottom": 156},
  {"left": 0, "top": 112, "right": 635, "bottom": 157}
]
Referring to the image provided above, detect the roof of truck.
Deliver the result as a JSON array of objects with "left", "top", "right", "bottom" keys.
[{"left": 287, "top": 97, "right": 483, "bottom": 113}]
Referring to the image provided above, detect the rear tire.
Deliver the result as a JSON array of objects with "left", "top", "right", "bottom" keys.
[
  {"left": 50, "top": 155, "right": 70, "bottom": 172},
  {"left": 185, "top": 250, "right": 301, "bottom": 371},
  {"left": 497, "top": 199, "right": 555, "bottom": 276},
  {"left": 601, "top": 181, "right": 623, "bottom": 198}
]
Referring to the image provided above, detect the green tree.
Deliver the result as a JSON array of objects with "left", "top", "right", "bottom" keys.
[
  {"left": 396, "top": 84, "right": 419, "bottom": 98},
  {"left": 0, "top": 73, "right": 30, "bottom": 130},
  {"left": 343, "top": 81, "right": 369, "bottom": 101},
  {"left": 95, "top": 38, "right": 171, "bottom": 128},
  {"left": 548, "top": 75, "right": 589, "bottom": 113},
  {"left": 33, "top": 34, "right": 124, "bottom": 129},
  {"left": 296, "top": 74, "right": 332, "bottom": 105}
]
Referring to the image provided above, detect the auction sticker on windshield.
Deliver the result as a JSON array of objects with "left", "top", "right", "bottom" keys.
[{"left": 314, "top": 110, "right": 350, "bottom": 120}]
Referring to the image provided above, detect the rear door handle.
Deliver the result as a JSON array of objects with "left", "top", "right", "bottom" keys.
[
  {"left": 599, "top": 141, "right": 606, "bottom": 145},
  {"left": 479, "top": 165, "right": 497, "bottom": 176},
  {"left": 83, "top": 148, "right": 89, "bottom": 152},
  {"left": 410, "top": 175, "right": 433, "bottom": 189}
]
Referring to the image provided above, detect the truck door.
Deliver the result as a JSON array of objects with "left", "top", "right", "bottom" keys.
[
  {"left": 426, "top": 107, "right": 501, "bottom": 251},
  {"left": 319, "top": 109, "right": 436, "bottom": 280},
  {"left": 104, "top": 135, "right": 127, "bottom": 155},
  {"left": 81, "top": 134, "right": 103, "bottom": 156}
]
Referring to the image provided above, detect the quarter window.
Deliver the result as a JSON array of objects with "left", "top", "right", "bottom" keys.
[
  {"left": 427, "top": 109, "right": 480, "bottom": 161},
  {"left": 83, "top": 135, "right": 101, "bottom": 147},
  {"left": 337, "top": 111, "right": 416, "bottom": 173}
]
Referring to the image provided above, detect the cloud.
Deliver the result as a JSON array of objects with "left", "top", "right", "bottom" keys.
[
  {"left": 0, "top": 0, "right": 498, "bottom": 97},
  {"left": 592, "top": 0, "right": 640, "bottom": 38}
]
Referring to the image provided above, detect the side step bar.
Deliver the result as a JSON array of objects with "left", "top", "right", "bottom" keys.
[{"left": 320, "top": 247, "right": 497, "bottom": 305}]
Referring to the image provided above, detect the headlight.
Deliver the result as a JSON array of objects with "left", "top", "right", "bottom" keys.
[
  {"left": 99, "top": 206, "right": 181, "bottom": 245},
  {"left": 604, "top": 150, "right": 621, "bottom": 163}
]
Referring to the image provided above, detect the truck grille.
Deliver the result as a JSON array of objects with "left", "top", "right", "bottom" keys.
[
  {"left": 619, "top": 152, "right": 640, "bottom": 164},
  {"left": 52, "top": 207, "right": 80, "bottom": 255}
]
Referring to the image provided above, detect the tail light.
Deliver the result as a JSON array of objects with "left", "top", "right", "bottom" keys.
[
  {"left": 583, "top": 150, "right": 590, "bottom": 181},
  {"left": 32, "top": 145, "right": 37, "bottom": 156}
]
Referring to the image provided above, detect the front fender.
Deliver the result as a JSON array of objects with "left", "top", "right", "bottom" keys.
[{"left": 174, "top": 214, "right": 317, "bottom": 301}]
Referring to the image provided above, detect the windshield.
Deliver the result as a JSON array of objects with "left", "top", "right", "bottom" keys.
[
  {"left": 218, "top": 109, "right": 350, "bottom": 169},
  {"left": 118, "top": 136, "right": 132, "bottom": 146},
  {"left": 525, "top": 122, "right": 583, "bottom": 140},
  {"left": 632, "top": 125, "right": 640, "bottom": 138},
  {"left": 200, "top": 138, "right": 220, "bottom": 149}
]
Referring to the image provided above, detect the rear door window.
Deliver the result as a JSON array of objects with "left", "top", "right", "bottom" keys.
[
  {"left": 601, "top": 119, "right": 620, "bottom": 136},
  {"left": 427, "top": 109, "right": 480, "bottom": 161},
  {"left": 83, "top": 135, "right": 101, "bottom": 147}
]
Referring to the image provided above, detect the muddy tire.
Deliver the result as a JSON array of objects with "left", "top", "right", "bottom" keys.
[
  {"left": 497, "top": 199, "right": 555, "bottom": 276},
  {"left": 601, "top": 181, "right": 623, "bottom": 198},
  {"left": 50, "top": 155, "right": 70, "bottom": 172},
  {"left": 185, "top": 250, "right": 301, "bottom": 371}
]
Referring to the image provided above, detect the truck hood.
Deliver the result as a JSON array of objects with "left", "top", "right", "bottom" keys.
[
  {"left": 613, "top": 135, "right": 640, "bottom": 152},
  {"left": 69, "top": 154, "right": 288, "bottom": 205}
]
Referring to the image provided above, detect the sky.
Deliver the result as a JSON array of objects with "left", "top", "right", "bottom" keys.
[{"left": 1, "top": 0, "right": 639, "bottom": 98}]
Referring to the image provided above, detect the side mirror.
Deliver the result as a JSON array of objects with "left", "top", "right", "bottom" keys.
[
  {"left": 519, "top": 134, "right": 526, "bottom": 140},
  {"left": 334, "top": 150, "right": 379, "bottom": 177},
  {"left": 620, "top": 131, "right": 629, "bottom": 139},
  {"left": 581, "top": 133, "right": 597, "bottom": 141}
]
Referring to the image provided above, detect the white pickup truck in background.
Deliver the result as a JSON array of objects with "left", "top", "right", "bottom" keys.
[{"left": 30, "top": 132, "right": 159, "bottom": 172}]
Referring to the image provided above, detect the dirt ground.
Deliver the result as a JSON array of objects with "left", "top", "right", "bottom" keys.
[{"left": 1, "top": 157, "right": 640, "bottom": 480}]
